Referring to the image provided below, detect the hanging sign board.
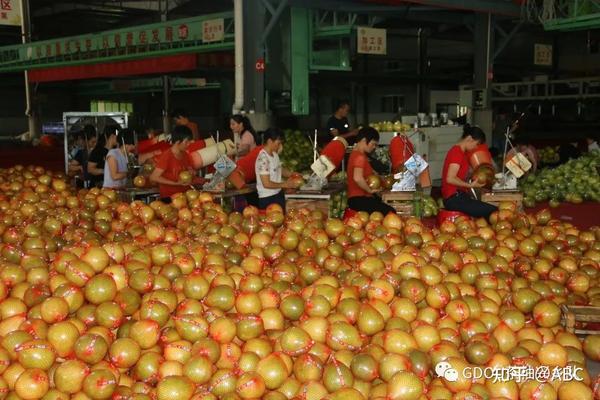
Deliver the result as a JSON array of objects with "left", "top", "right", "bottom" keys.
[
  {"left": 0, "top": 0, "right": 21, "bottom": 26},
  {"left": 0, "top": 13, "right": 234, "bottom": 73},
  {"left": 202, "top": 18, "right": 224, "bottom": 43},
  {"left": 534, "top": 44, "right": 553, "bottom": 66},
  {"left": 357, "top": 27, "right": 387, "bottom": 55}
]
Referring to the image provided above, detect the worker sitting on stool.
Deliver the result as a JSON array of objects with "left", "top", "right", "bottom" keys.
[
  {"left": 442, "top": 125, "right": 497, "bottom": 219},
  {"left": 347, "top": 127, "right": 395, "bottom": 215},
  {"left": 149, "top": 125, "right": 197, "bottom": 202}
]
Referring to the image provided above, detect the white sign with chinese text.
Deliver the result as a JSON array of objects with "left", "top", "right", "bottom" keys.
[
  {"left": 0, "top": 0, "right": 21, "bottom": 26},
  {"left": 357, "top": 27, "right": 386, "bottom": 55},
  {"left": 202, "top": 18, "right": 224, "bottom": 43},
  {"left": 534, "top": 44, "right": 553, "bottom": 66}
]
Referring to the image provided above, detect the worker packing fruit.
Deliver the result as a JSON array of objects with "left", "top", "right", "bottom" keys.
[
  {"left": 346, "top": 127, "right": 396, "bottom": 215},
  {"left": 255, "top": 128, "right": 301, "bottom": 211},
  {"left": 103, "top": 128, "right": 136, "bottom": 189},
  {"left": 230, "top": 114, "right": 257, "bottom": 158},
  {"left": 441, "top": 125, "right": 497, "bottom": 219},
  {"left": 150, "top": 125, "right": 200, "bottom": 201}
]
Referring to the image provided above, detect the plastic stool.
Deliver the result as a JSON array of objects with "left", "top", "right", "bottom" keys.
[
  {"left": 437, "top": 209, "right": 469, "bottom": 225},
  {"left": 342, "top": 208, "right": 358, "bottom": 222}
]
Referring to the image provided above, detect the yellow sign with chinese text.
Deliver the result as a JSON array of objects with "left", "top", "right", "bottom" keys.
[
  {"left": 534, "top": 44, "right": 552, "bottom": 66},
  {"left": 202, "top": 18, "right": 224, "bottom": 43},
  {"left": 0, "top": 0, "right": 21, "bottom": 26},
  {"left": 357, "top": 27, "right": 386, "bottom": 55}
]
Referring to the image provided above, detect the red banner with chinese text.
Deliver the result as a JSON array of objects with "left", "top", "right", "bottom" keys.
[{"left": 28, "top": 54, "right": 197, "bottom": 83}]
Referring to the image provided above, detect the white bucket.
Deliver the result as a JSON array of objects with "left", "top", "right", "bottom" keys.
[{"left": 190, "top": 139, "right": 236, "bottom": 169}]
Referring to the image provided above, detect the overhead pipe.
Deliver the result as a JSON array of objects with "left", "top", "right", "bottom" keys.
[
  {"left": 232, "top": 0, "right": 244, "bottom": 114},
  {"left": 416, "top": 27, "right": 422, "bottom": 113},
  {"left": 20, "top": 0, "right": 38, "bottom": 139}
]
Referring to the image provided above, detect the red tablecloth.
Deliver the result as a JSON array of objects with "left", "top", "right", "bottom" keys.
[
  {"left": 528, "top": 202, "right": 600, "bottom": 230},
  {"left": 0, "top": 146, "right": 64, "bottom": 172}
]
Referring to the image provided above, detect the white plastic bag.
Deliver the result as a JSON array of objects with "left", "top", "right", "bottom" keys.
[
  {"left": 391, "top": 172, "right": 416, "bottom": 191},
  {"left": 404, "top": 154, "right": 428, "bottom": 176}
]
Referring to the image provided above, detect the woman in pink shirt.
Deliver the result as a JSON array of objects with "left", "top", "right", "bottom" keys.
[{"left": 230, "top": 114, "right": 257, "bottom": 158}]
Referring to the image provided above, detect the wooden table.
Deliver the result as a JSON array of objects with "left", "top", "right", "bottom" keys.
[
  {"left": 285, "top": 182, "right": 346, "bottom": 217},
  {"left": 381, "top": 191, "right": 416, "bottom": 217},
  {"left": 481, "top": 190, "right": 523, "bottom": 210},
  {"left": 116, "top": 187, "right": 161, "bottom": 204}
]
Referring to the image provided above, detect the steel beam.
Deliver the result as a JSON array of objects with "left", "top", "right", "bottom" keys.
[
  {"left": 495, "top": 23, "right": 508, "bottom": 39},
  {"left": 544, "top": 13, "right": 600, "bottom": 31},
  {"left": 260, "top": 0, "right": 289, "bottom": 45},
  {"left": 368, "top": 0, "right": 521, "bottom": 16},
  {"left": 493, "top": 21, "right": 523, "bottom": 60},
  {"left": 543, "top": 0, "right": 600, "bottom": 31},
  {"left": 33, "top": 1, "right": 191, "bottom": 17},
  {"left": 291, "top": 0, "right": 472, "bottom": 24},
  {"left": 260, "top": 0, "right": 276, "bottom": 16},
  {"left": 76, "top": 77, "right": 220, "bottom": 95}
]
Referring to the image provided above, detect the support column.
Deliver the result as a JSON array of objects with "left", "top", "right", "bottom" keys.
[
  {"left": 20, "top": 0, "right": 38, "bottom": 139},
  {"left": 160, "top": 0, "right": 171, "bottom": 135},
  {"left": 243, "top": 0, "right": 266, "bottom": 113},
  {"left": 162, "top": 76, "right": 170, "bottom": 135},
  {"left": 472, "top": 12, "right": 494, "bottom": 138},
  {"left": 243, "top": 0, "right": 270, "bottom": 129},
  {"left": 416, "top": 28, "right": 429, "bottom": 113},
  {"left": 362, "top": 56, "right": 369, "bottom": 124},
  {"left": 290, "top": 7, "right": 310, "bottom": 116}
]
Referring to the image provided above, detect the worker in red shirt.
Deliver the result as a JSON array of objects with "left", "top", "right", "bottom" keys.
[
  {"left": 347, "top": 127, "right": 395, "bottom": 215},
  {"left": 172, "top": 108, "right": 200, "bottom": 140},
  {"left": 442, "top": 125, "right": 497, "bottom": 219},
  {"left": 149, "top": 125, "right": 197, "bottom": 201}
]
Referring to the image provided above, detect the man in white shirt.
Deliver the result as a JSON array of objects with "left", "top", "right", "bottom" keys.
[
  {"left": 587, "top": 135, "right": 599, "bottom": 152},
  {"left": 255, "top": 128, "right": 298, "bottom": 210}
]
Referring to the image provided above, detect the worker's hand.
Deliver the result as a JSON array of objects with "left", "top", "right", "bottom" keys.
[
  {"left": 350, "top": 130, "right": 359, "bottom": 137},
  {"left": 469, "top": 180, "right": 485, "bottom": 188},
  {"left": 283, "top": 180, "right": 298, "bottom": 189},
  {"left": 330, "top": 128, "right": 339, "bottom": 136},
  {"left": 369, "top": 187, "right": 382, "bottom": 194}
]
